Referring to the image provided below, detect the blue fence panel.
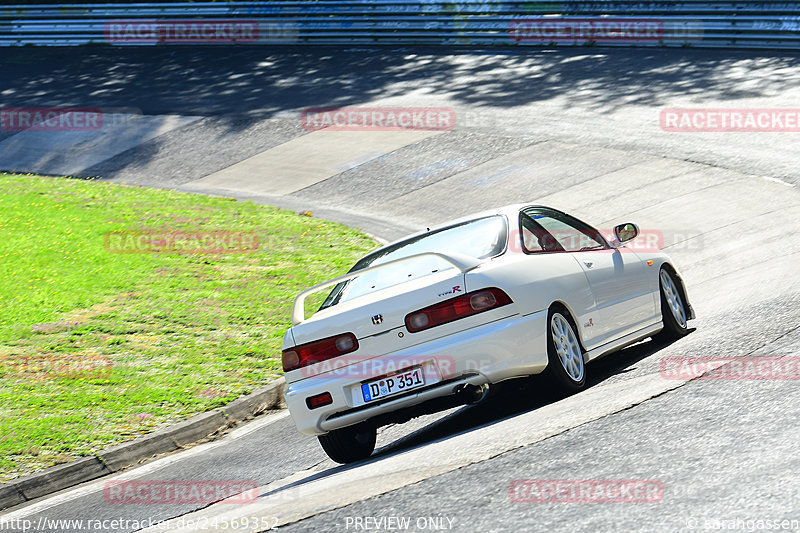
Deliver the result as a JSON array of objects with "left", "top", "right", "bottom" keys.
[{"left": 0, "top": 2, "right": 799, "bottom": 49}]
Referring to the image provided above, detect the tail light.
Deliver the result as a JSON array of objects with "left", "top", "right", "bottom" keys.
[
  {"left": 306, "top": 392, "right": 333, "bottom": 409},
  {"left": 282, "top": 332, "right": 358, "bottom": 372},
  {"left": 405, "top": 287, "right": 512, "bottom": 333}
]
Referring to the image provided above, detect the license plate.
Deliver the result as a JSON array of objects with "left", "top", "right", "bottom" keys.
[{"left": 361, "top": 366, "right": 425, "bottom": 403}]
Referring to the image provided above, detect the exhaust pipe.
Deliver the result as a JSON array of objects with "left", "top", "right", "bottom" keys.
[{"left": 454, "top": 383, "right": 490, "bottom": 405}]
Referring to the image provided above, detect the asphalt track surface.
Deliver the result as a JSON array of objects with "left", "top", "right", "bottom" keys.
[{"left": 1, "top": 46, "right": 799, "bottom": 533}]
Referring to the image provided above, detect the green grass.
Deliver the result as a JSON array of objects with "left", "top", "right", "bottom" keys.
[{"left": 0, "top": 173, "right": 378, "bottom": 480}]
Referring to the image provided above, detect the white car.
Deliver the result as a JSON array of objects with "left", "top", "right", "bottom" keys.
[{"left": 282, "top": 204, "right": 694, "bottom": 463}]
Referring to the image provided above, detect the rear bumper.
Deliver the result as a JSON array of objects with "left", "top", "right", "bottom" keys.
[{"left": 285, "top": 309, "right": 548, "bottom": 435}]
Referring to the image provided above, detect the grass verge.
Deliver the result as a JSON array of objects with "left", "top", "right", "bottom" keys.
[{"left": 0, "top": 173, "right": 377, "bottom": 480}]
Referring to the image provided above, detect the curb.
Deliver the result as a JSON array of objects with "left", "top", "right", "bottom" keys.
[{"left": 0, "top": 377, "right": 286, "bottom": 511}]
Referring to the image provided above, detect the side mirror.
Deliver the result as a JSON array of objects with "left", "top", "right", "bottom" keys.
[{"left": 612, "top": 222, "right": 639, "bottom": 246}]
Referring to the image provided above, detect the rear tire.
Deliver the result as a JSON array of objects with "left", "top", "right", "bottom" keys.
[
  {"left": 655, "top": 268, "right": 689, "bottom": 341},
  {"left": 543, "top": 307, "right": 587, "bottom": 394},
  {"left": 318, "top": 422, "right": 377, "bottom": 464}
]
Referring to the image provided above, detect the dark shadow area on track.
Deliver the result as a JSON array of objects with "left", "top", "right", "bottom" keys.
[
  {"left": 3, "top": 45, "right": 798, "bottom": 181},
  {"left": 2, "top": 46, "right": 798, "bottom": 117},
  {"left": 262, "top": 331, "right": 693, "bottom": 499}
]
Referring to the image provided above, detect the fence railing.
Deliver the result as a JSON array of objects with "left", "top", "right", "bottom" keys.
[{"left": 2, "top": 2, "right": 800, "bottom": 49}]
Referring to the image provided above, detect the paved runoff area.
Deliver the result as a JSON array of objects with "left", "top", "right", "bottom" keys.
[{"left": 0, "top": 46, "right": 799, "bottom": 533}]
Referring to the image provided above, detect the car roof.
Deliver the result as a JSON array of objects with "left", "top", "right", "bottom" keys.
[{"left": 378, "top": 203, "right": 546, "bottom": 250}]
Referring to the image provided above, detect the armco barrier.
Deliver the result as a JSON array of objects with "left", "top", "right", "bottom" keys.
[{"left": 0, "top": 2, "right": 799, "bottom": 50}]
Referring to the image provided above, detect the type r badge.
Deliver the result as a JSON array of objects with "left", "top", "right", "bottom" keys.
[{"left": 371, "top": 314, "right": 384, "bottom": 325}]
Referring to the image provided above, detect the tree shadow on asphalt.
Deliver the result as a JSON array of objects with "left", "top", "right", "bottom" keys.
[
  {"left": 2, "top": 46, "right": 796, "bottom": 117},
  {"left": 2, "top": 45, "right": 799, "bottom": 176}
]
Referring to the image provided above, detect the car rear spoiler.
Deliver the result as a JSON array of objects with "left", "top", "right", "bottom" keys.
[{"left": 291, "top": 251, "right": 483, "bottom": 324}]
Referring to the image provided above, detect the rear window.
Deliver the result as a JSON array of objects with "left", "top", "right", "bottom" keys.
[{"left": 320, "top": 215, "right": 507, "bottom": 309}]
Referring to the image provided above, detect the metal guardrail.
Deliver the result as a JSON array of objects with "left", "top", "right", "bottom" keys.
[{"left": 1, "top": 2, "right": 800, "bottom": 49}]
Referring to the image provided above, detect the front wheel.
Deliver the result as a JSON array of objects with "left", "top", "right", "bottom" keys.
[
  {"left": 318, "top": 422, "right": 377, "bottom": 464},
  {"left": 656, "top": 268, "right": 689, "bottom": 341},
  {"left": 543, "top": 309, "right": 586, "bottom": 394}
]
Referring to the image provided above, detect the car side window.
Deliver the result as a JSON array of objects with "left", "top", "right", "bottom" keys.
[
  {"left": 520, "top": 213, "right": 564, "bottom": 253},
  {"left": 520, "top": 209, "right": 607, "bottom": 253}
]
